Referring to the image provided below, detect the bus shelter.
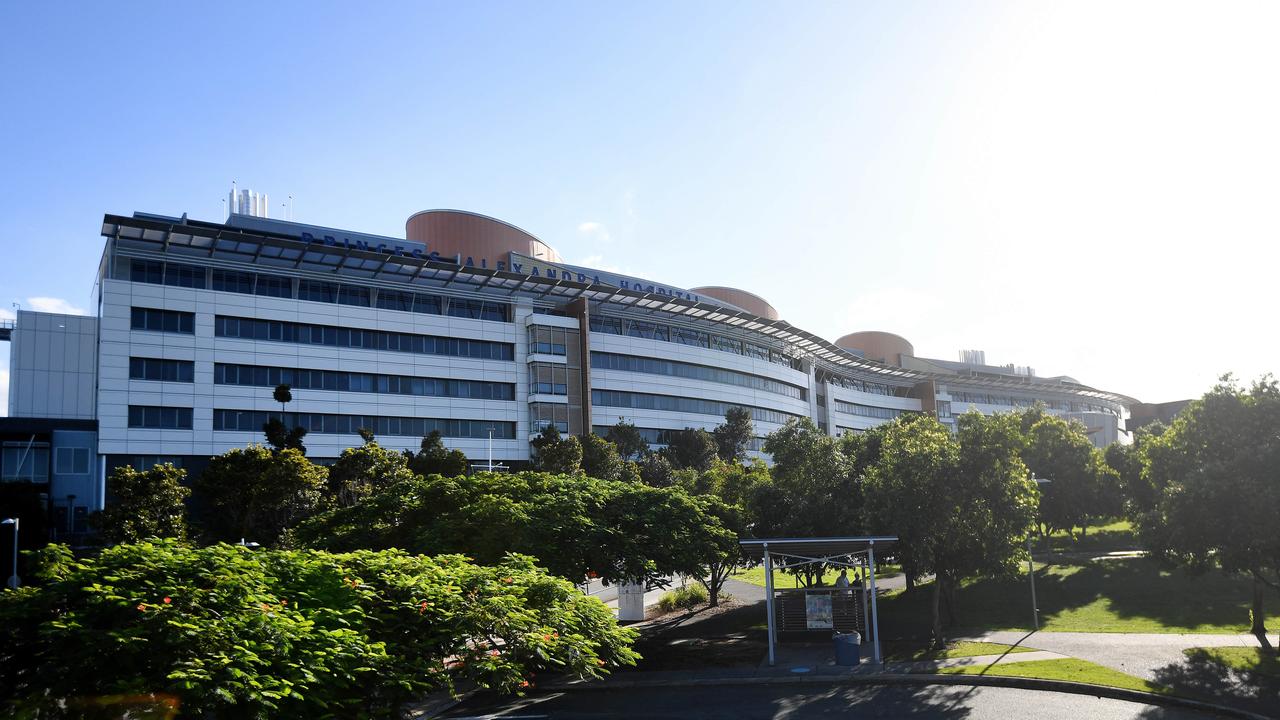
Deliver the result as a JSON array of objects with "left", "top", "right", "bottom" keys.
[{"left": 740, "top": 536, "right": 898, "bottom": 667}]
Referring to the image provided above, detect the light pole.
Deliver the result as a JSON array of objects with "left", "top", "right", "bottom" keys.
[
  {"left": 2, "top": 518, "right": 18, "bottom": 589},
  {"left": 1028, "top": 476, "right": 1052, "bottom": 630}
]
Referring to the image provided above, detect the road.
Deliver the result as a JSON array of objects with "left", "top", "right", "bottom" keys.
[{"left": 441, "top": 683, "right": 1219, "bottom": 719}]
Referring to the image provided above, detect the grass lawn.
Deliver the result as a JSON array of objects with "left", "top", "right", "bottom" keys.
[
  {"left": 884, "top": 640, "right": 1033, "bottom": 663},
  {"left": 936, "top": 657, "right": 1166, "bottom": 694},
  {"left": 1045, "top": 518, "right": 1138, "bottom": 553},
  {"left": 731, "top": 564, "right": 900, "bottom": 589},
  {"left": 876, "top": 556, "right": 1279, "bottom": 635},
  {"left": 1184, "top": 647, "right": 1280, "bottom": 678}
]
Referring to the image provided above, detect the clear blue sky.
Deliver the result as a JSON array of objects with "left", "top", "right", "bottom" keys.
[{"left": 3, "top": 1, "right": 1278, "bottom": 412}]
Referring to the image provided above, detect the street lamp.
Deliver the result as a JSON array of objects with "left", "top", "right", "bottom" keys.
[
  {"left": 1028, "top": 476, "right": 1051, "bottom": 630},
  {"left": 2, "top": 518, "right": 18, "bottom": 589}
]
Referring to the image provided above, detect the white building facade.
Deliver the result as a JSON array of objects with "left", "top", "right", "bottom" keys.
[{"left": 6, "top": 207, "right": 1136, "bottom": 513}]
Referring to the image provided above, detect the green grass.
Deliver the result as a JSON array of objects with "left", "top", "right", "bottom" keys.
[
  {"left": 1184, "top": 647, "right": 1280, "bottom": 678},
  {"left": 936, "top": 657, "right": 1166, "bottom": 694},
  {"left": 730, "top": 564, "right": 900, "bottom": 589},
  {"left": 876, "top": 556, "right": 1279, "bottom": 635},
  {"left": 884, "top": 640, "right": 1033, "bottom": 663},
  {"left": 1044, "top": 518, "right": 1138, "bottom": 553}
]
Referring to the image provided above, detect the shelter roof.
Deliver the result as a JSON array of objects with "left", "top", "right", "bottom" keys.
[{"left": 739, "top": 536, "right": 898, "bottom": 561}]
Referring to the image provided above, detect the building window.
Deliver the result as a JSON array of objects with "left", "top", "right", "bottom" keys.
[
  {"left": 529, "top": 362, "right": 570, "bottom": 395},
  {"left": 590, "top": 352, "right": 806, "bottom": 399},
  {"left": 832, "top": 400, "right": 907, "bottom": 420},
  {"left": 590, "top": 389, "right": 799, "bottom": 425},
  {"left": 131, "top": 307, "right": 195, "bottom": 334},
  {"left": 129, "top": 357, "right": 195, "bottom": 383},
  {"left": 1, "top": 443, "right": 49, "bottom": 482},
  {"left": 212, "top": 409, "right": 512, "bottom": 439},
  {"left": 54, "top": 447, "right": 91, "bottom": 475},
  {"left": 529, "top": 403, "right": 569, "bottom": 433},
  {"left": 211, "top": 268, "right": 255, "bottom": 294},
  {"left": 214, "top": 315, "right": 514, "bottom": 360},
  {"left": 164, "top": 262, "right": 207, "bottom": 289},
  {"left": 128, "top": 406, "right": 194, "bottom": 430},
  {"left": 447, "top": 297, "right": 510, "bottom": 322},
  {"left": 528, "top": 326, "right": 569, "bottom": 356},
  {"left": 213, "top": 363, "right": 514, "bottom": 400},
  {"left": 255, "top": 273, "right": 294, "bottom": 298}
]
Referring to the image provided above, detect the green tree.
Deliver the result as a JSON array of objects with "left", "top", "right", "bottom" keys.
[
  {"left": 662, "top": 428, "right": 718, "bottom": 472},
  {"left": 91, "top": 463, "right": 190, "bottom": 544},
  {"left": 0, "top": 540, "right": 638, "bottom": 718},
  {"left": 1019, "top": 411, "right": 1106, "bottom": 538},
  {"left": 864, "top": 412, "right": 1036, "bottom": 646},
  {"left": 328, "top": 440, "right": 417, "bottom": 508},
  {"left": 713, "top": 406, "right": 755, "bottom": 462},
  {"left": 636, "top": 451, "right": 675, "bottom": 487},
  {"left": 579, "top": 433, "right": 624, "bottom": 480},
  {"left": 264, "top": 383, "right": 307, "bottom": 454},
  {"left": 605, "top": 418, "right": 647, "bottom": 461},
  {"left": 1138, "top": 376, "right": 1280, "bottom": 645},
  {"left": 294, "top": 472, "right": 734, "bottom": 591},
  {"left": 755, "top": 418, "right": 858, "bottom": 586},
  {"left": 687, "top": 460, "right": 771, "bottom": 605},
  {"left": 530, "top": 425, "right": 582, "bottom": 474},
  {"left": 193, "top": 445, "right": 327, "bottom": 546},
  {"left": 1105, "top": 422, "right": 1167, "bottom": 517},
  {"left": 405, "top": 431, "right": 470, "bottom": 478}
]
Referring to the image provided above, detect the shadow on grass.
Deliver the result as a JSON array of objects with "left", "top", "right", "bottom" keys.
[
  {"left": 878, "top": 557, "right": 1277, "bottom": 636},
  {"left": 625, "top": 600, "right": 770, "bottom": 672},
  {"left": 1140, "top": 651, "right": 1280, "bottom": 719}
]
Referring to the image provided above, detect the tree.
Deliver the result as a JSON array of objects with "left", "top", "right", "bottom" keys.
[
  {"left": 1137, "top": 376, "right": 1280, "bottom": 646},
  {"left": 754, "top": 418, "right": 859, "bottom": 586},
  {"left": 327, "top": 440, "right": 416, "bottom": 508},
  {"left": 1105, "top": 422, "right": 1167, "bottom": 517},
  {"left": 636, "top": 451, "right": 675, "bottom": 487},
  {"left": 405, "top": 431, "right": 470, "bottom": 478},
  {"left": 687, "top": 460, "right": 771, "bottom": 605},
  {"left": 0, "top": 540, "right": 639, "bottom": 718},
  {"left": 863, "top": 412, "right": 1036, "bottom": 646},
  {"left": 662, "top": 428, "right": 717, "bottom": 472},
  {"left": 530, "top": 425, "right": 582, "bottom": 474},
  {"left": 579, "top": 433, "right": 623, "bottom": 481},
  {"left": 606, "top": 418, "right": 647, "bottom": 461},
  {"left": 294, "top": 471, "right": 735, "bottom": 592},
  {"left": 193, "top": 445, "right": 327, "bottom": 546},
  {"left": 264, "top": 383, "right": 307, "bottom": 454},
  {"left": 1019, "top": 411, "right": 1106, "bottom": 538},
  {"left": 713, "top": 407, "right": 754, "bottom": 462},
  {"left": 91, "top": 463, "right": 190, "bottom": 543}
]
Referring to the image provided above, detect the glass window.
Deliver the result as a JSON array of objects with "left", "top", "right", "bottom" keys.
[
  {"left": 131, "top": 307, "right": 194, "bottom": 334},
  {"left": 255, "top": 274, "right": 294, "bottom": 298},
  {"left": 128, "top": 405, "right": 194, "bottom": 429},
  {"left": 211, "top": 269, "right": 255, "bottom": 294},
  {"left": 164, "top": 262, "right": 207, "bottom": 289},
  {"left": 130, "top": 260, "right": 163, "bottom": 284}
]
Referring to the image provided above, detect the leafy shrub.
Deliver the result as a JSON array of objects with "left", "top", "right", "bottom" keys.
[
  {"left": 0, "top": 540, "right": 638, "bottom": 718},
  {"left": 657, "top": 584, "right": 709, "bottom": 613}
]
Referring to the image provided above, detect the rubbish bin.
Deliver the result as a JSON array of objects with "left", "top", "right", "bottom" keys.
[{"left": 833, "top": 631, "right": 861, "bottom": 666}]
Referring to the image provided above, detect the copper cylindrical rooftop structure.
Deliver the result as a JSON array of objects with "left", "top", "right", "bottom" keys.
[
  {"left": 406, "top": 210, "right": 563, "bottom": 263},
  {"left": 836, "top": 331, "right": 915, "bottom": 366},
  {"left": 691, "top": 286, "right": 779, "bottom": 320}
]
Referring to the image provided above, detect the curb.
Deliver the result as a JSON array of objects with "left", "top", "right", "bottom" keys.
[{"left": 540, "top": 672, "right": 1272, "bottom": 720}]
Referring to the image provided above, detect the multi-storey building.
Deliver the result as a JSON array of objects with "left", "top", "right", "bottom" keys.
[{"left": 4, "top": 205, "right": 1137, "bottom": 525}]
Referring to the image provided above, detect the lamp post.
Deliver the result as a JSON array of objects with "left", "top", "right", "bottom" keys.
[
  {"left": 1028, "top": 476, "right": 1051, "bottom": 630},
  {"left": 2, "top": 518, "right": 18, "bottom": 589}
]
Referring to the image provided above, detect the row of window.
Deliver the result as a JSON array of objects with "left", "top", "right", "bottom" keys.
[
  {"left": 528, "top": 325, "right": 575, "bottom": 356},
  {"left": 590, "top": 352, "right": 806, "bottom": 400},
  {"left": 129, "top": 259, "right": 512, "bottom": 321},
  {"left": 946, "top": 390, "right": 1116, "bottom": 415},
  {"left": 588, "top": 315, "right": 805, "bottom": 371},
  {"left": 128, "top": 405, "right": 194, "bottom": 429},
  {"left": 213, "top": 315, "right": 515, "bottom": 360},
  {"left": 590, "top": 389, "right": 800, "bottom": 425},
  {"left": 589, "top": 425, "right": 767, "bottom": 451},
  {"left": 131, "top": 307, "right": 195, "bottom": 334},
  {"left": 212, "top": 409, "right": 514, "bottom": 439},
  {"left": 815, "top": 369, "right": 899, "bottom": 397},
  {"left": 832, "top": 400, "right": 909, "bottom": 420},
  {"left": 130, "top": 357, "right": 195, "bottom": 383},
  {"left": 214, "top": 363, "right": 515, "bottom": 400}
]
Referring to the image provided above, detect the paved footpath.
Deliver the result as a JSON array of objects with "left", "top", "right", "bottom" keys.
[{"left": 960, "top": 629, "right": 1280, "bottom": 682}]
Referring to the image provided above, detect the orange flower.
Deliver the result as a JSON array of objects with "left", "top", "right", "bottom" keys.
[
  {"left": 136, "top": 603, "right": 147, "bottom": 612},
  {"left": 280, "top": 599, "right": 287, "bottom": 606},
  {"left": 489, "top": 649, "right": 500, "bottom": 657},
  {"left": 162, "top": 597, "right": 172, "bottom": 604},
  {"left": 596, "top": 659, "right": 607, "bottom": 666},
  {"left": 519, "top": 680, "right": 530, "bottom": 688},
  {"left": 502, "top": 577, "right": 513, "bottom": 584},
  {"left": 543, "top": 634, "right": 552, "bottom": 641},
  {"left": 419, "top": 601, "right": 429, "bottom": 614}
]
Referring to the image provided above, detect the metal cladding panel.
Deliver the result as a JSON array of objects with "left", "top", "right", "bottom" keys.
[{"left": 406, "top": 210, "right": 563, "bottom": 264}]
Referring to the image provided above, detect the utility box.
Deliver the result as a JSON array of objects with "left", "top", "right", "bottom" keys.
[{"left": 617, "top": 582, "right": 645, "bottom": 622}]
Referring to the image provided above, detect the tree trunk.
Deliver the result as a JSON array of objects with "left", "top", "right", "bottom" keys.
[
  {"left": 943, "top": 574, "right": 958, "bottom": 626},
  {"left": 1251, "top": 573, "right": 1271, "bottom": 648},
  {"left": 906, "top": 574, "right": 916, "bottom": 591},
  {"left": 930, "top": 579, "right": 944, "bottom": 649}
]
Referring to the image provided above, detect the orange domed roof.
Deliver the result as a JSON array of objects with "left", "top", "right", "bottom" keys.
[
  {"left": 406, "top": 210, "right": 563, "bottom": 263},
  {"left": 690, "top": 286, "right": 779, "bottom": 320},
  {"left": 835, "top": 331, "right": 914, "bottom": 366}
]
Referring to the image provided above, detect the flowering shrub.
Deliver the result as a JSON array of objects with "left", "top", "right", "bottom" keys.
[{"left": 0, "top": 540, "right": 637, "bottom": 718}]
